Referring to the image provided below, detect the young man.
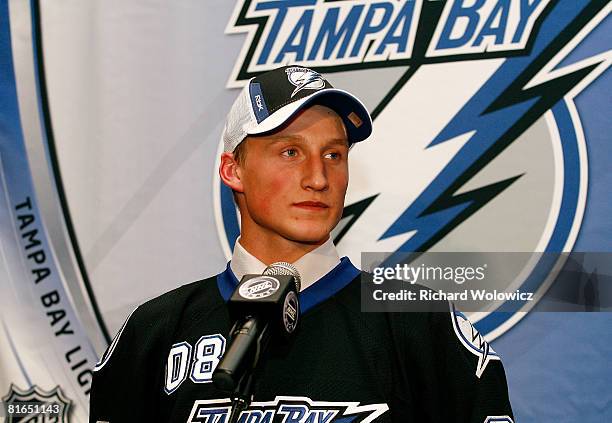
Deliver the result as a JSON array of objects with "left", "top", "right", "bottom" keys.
[{"left": 89, "top": 66, "right": 514, "bottom": 422}]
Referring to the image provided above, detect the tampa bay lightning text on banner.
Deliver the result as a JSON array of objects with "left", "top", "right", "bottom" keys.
[{"left": 225, "top": 0, "right": 550, "bottom": 86}]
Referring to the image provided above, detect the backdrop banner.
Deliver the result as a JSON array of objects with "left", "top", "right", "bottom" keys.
[{"left": 1, "top": 1, "right": 610, "bottom": 421}]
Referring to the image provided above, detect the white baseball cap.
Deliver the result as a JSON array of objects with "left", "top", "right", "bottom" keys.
[{"left": 222, "top": 65, "right": 373, "bottom": 152}]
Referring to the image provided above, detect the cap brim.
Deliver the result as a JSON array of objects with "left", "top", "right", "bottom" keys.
[{"left": 244, "top": 88, "right": 372, "bottom": 144}]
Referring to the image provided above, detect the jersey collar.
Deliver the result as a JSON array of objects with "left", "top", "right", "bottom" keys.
[
  {"left": 217, "top": 256, "right": 360, "bottom": 314},
  {"left": 229, "top": 236, "right": 341, "bottom": 291}
]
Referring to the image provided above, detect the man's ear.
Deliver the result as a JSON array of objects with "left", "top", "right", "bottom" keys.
[{"left": 219, "top": 152, "right": 244, "bottom": 193}]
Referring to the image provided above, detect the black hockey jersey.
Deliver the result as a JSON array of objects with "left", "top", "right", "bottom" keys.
[{"left": 89, "top": 257, "right": 514, "bottom": 422}]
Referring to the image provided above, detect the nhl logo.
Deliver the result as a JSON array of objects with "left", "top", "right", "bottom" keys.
[
  {"left": 282, "top": 290, "right": 299, "bottom": 335},
  {"left": 238, "top": 276, "right": 281, "bottom": 299},
  {"left": 2, "top": 384, "right": 71, "bottom": 422}
]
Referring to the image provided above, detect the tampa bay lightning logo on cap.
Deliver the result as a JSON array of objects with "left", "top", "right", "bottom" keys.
[{"left": 285, "top": 67, "right": 325, "bottom": 98}]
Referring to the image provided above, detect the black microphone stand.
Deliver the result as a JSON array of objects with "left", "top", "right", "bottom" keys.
[
  {"left": 223, "top": 316, "right": 271, "bottom": 423},
  {"left": 228, "top": 371, "right": 255, "bottom": 423}
]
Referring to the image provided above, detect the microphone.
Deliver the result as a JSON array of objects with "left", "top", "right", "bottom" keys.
[
  {"left": 262, "top": 262, "right": 302, "bottom": 291},
  {"left": 212, "top": 262, "right": 301, "bottom": 392}
]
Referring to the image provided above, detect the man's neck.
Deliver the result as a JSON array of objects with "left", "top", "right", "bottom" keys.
[{"left": 238, "top": 231, "right": 326, "bottom": 265}]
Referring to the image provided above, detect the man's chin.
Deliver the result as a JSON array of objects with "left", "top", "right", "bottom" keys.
[{"left": 284, "top": 228, "right": 332, "bottom": 246}]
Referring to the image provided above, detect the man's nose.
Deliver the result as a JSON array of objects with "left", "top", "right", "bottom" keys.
[{"left": 301, "top": 156, "right": 329, "bottom": 191}]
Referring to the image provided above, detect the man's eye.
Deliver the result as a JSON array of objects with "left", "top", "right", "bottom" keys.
[
  {"left": 325, "top": 152, "right": 341, "bottom": 160},
  {"left": 283, "top": 149, "right": 298, "bottom": 157}
]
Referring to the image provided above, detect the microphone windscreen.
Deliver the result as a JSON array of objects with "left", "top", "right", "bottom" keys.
[{"left": 263, "top": 262, "right": 302, "bottom": 292}]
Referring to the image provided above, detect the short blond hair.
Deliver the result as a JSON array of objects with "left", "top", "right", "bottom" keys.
[{"left": 233, "top": 138, "right": 249, "bottom": 165}]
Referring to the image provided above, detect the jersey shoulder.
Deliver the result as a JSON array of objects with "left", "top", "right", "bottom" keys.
[
  {"left": 93, "top": 273, "right": 222, "bottom": 372},
  {"left": 335, "top": 274, "right": 507, "bottom": 379},
  {"left": 137, "top": 274, "right": 222, "bottom": 321}
]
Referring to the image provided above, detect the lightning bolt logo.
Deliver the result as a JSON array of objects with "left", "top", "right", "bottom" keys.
[
  {"left": 451, "top": 304, "right": 500, "bottom": 378},
  {"left": 286, "top": 67, "right": 326, "bottom": 97},
  {"left": 216, "top": 0, "right": 610, "bottom": 338},
  {"left": 375, "top": 1, "right": 610, "bottom": 253}
]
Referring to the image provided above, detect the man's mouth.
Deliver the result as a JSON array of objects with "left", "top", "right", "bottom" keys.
[{"left": 294, "top": 201, "right": 329, "bottom": 210}]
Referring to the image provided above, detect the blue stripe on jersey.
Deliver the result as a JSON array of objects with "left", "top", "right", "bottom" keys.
[
  {"left": 216, "top": 264, "right": 238, "bottom": 302},
  {"left": 216, "top": 257, "right": 360, "bottom": 314}
]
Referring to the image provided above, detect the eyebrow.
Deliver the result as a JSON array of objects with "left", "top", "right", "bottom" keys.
[
  {"left": 266, "top": 136, "right": 349, "bottom": 148},
  {"left": 325, "top": 138, "right": 350, "bottom": 147},
  {"left": 266, "top": 135, "right": 305, "bottom": 145}
]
